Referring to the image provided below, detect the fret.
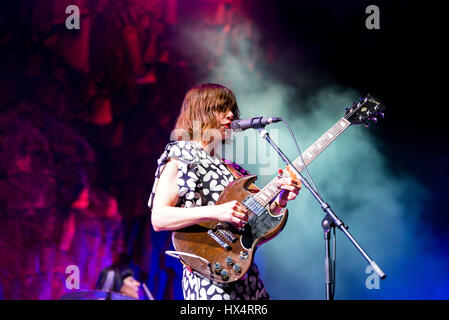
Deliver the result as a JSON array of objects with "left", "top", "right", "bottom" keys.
[
  {"left": 253, "top": 117, "right": 351, "bottom": 207},
  {"left": 267, "top": 183, "right": 279, "bottom": 195},
  {"left": 294, "top": 117, "right": 350, "bottom": 169},
  {"left": 254, "top": 181, "right": 276, "bottom": 204},
  {"left": 255, "top": 191, "right": 269, "bottom": 203}
]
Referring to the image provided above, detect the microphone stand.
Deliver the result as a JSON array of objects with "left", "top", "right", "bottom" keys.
[
  {"left": 256, "top": 127, "right": 386, "bottom": 300},
  {"left": 322, "top": 214, "right": 335, "bottom": 300}
]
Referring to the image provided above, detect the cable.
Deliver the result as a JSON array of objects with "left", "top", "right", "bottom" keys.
[
  {"left": 331, "top": 225, "right": 336, "bottom": 299},
  {"left": 280, "top": 119, "right": 321, "bottom": 196},
  {"left": 165, "top": 250, "right": 211, "bottom": 267}
]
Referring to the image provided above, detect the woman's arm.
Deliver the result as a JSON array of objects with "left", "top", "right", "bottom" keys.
[{"left": 151, "top": 159, "right": 248, "bottom": 232}]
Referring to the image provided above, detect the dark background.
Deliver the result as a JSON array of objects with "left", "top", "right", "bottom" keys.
[{"left": 0, "top": 0, "right": 446, "bottom": 299}]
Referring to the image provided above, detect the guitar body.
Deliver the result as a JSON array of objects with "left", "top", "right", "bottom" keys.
[{"left": 172, "top": 174, "right": 288, "bottom": 283}]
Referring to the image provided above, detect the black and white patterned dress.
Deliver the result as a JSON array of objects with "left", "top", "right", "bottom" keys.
[{"left": 148, "top": 140, "right": 270, "bottom": 300}]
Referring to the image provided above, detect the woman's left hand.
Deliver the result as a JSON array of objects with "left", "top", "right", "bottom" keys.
[{"left": 275, "top": 170, "right": 301, "bottom": 207}]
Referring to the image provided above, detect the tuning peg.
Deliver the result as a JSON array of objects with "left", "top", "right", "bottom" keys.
[
  {"left": 379, "top": 112, "right": 385, "bottom": 118},
  {"left": 371, "top": 117, "right": 378, "bottom": 123}
]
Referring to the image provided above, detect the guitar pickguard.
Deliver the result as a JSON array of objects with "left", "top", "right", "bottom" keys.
[{"left": 241, "top": 208, "right": 285, "bottom": 250}]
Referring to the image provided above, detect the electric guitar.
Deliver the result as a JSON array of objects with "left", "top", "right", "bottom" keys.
[{"left": 171, "top": 94, "right": 386, "bottom": 283}]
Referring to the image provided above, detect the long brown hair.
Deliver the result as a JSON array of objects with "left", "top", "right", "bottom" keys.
[{"left": 173, "top": 83, "right": 240, "bottom": 142}]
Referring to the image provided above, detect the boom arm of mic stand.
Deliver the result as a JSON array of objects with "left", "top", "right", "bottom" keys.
[{"left": 258, "top": 128, "right": 386, "bottom": 280}]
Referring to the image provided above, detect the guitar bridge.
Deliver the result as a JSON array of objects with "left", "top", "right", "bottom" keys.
[
  {"left": 216, "top": 223, "right": 237, "bottom": 242},
  {"left": 207, "top": 230, "right": 231, "bottom": 250}
]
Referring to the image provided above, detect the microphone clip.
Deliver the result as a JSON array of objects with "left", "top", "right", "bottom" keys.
[{"left": 246, "top": 116, "right": 267, "bottom": 130}]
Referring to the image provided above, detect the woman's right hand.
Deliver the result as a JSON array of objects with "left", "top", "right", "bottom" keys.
[
  {"left": 213, "top": 200, "right": 248, "bottom": 228},
  {"left": 152, "top": 159, "right": 251, "bottom": 232}
]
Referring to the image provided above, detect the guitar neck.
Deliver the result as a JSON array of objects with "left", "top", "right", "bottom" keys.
[{"left": 253, "top": 117, "right": 351, "bottom": 206}]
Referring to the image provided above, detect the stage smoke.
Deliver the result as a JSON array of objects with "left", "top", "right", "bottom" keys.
[{"left": 181, "top": 12, "right": 449, "bottom": 299}]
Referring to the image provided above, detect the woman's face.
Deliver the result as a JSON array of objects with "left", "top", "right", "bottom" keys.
[{"left": 217, "top": 109, "right": 235, "bottom": 140}]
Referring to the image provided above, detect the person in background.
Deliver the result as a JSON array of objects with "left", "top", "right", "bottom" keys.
[{"left": 95, "top": 254, "right": 141, "bottom": 299}]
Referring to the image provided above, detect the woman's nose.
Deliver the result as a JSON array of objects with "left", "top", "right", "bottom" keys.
[{"left": 226, "top": 111, "right": 234, "bottom": 120}]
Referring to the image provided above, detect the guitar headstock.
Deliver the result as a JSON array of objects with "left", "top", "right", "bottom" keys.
[{"left": 344, "top": 94, "right": 386, "bottom": 127}]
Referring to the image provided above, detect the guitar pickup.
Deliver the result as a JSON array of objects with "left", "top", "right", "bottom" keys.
[
  {"left": 207, "top": 230, "right": 231, "bottom": 250},
  {"left": 242, "top": 196, "right": 265, "bottom": 216}
]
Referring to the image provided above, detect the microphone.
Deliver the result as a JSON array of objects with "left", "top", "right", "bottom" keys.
[{"left": 230, "top": 116, "right": 282, "bottom": 131}]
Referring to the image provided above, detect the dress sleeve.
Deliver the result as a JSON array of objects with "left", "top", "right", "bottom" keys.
[{"left": 148, "top": 141, "right": 200, "bottom": 210}]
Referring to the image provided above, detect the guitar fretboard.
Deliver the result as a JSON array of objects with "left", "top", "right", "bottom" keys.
[{"left": 253, "top": 117, "right": 351, "bottom": 206}]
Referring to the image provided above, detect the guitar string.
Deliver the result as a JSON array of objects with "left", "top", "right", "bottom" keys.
[
  {"left": 252, "top": 99, "right": 371, "bottom": 208},
  {"left": 254, "top": 118, "right": 349, "bottom": 206}
]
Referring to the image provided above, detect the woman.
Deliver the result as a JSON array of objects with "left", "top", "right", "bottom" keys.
[{"left": 148, "top": 83, "right": 300, "bottom": 300}]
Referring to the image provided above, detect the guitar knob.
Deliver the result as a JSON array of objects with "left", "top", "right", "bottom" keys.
[
  {"left": 233, "top": 264, "right": 241, "bottom": 273},
  {"left": 214, "top": 262, "right": 222, "bottom": 273},
  {"left": 225, "top": 257, "right": 234, "bottom": 266},
  {"left": 220, "top": 270, "right": 229, "bottom": 281}
]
